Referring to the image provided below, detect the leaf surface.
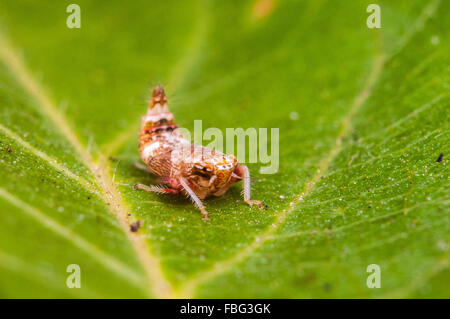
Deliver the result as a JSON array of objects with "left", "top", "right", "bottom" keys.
[{"left": 0, "top": 0, "right": 448, "bottom": 298}]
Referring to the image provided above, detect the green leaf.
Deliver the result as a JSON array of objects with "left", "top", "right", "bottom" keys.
[{"left": 0, "top": 0, "right": 448, "bottom": 298}]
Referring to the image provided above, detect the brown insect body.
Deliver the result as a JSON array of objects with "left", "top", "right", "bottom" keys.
[{"left": 135, "top": 87, "right": 263, "bottom": 219}]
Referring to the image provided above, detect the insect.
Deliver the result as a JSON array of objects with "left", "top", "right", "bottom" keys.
[{"left": 133, "top": 86, "right": 264, "bottom": 220}]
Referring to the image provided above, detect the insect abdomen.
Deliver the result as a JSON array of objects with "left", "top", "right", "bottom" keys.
[{"left": 138, "top": 87, "right": 179, "bottom": 176}]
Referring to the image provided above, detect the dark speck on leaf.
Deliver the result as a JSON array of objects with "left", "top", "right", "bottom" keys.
[
  {"left": 437, "top": 153, "right": 443, "bottom": 162},
  {"left": 87, "top": 196, "right": 91, "bottom": 200},
  {"left": 109, "top": 156, "right": 117, "bottom": 162},
  {"left": 322, "top": 282, "right": 333, "bottom": 292},
  {"left": 130, "top": 220, "right": 143, "bottom": 232}
]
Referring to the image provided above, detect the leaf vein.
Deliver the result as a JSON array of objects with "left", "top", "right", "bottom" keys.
[
  {"left": 0, "top": 188, "right": 143, "bottom": 287},
  {"left": 0, "top": 123, "right": 95, "bottom": 193},
  {"left": 0, "top": 30, "right": 172, "bottom": 298},
  {"left": 176, "top": 48, "right": 386, "bottom": 298}
]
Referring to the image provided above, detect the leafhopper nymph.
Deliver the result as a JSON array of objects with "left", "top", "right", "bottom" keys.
[{"left": 134, "top": 86, "right": 264, "bottom": 220}]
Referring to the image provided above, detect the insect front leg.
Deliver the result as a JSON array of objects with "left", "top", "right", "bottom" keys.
[
  {"left": 179, "top": 177, "right": 209, "bottom": 220},
  {"left": 236, "top": 165, "right": 264, "bottom": 210}
]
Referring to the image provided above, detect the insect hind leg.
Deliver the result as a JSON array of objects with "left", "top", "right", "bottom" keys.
[
  {"left": 133, "top": 183, "right": 179, "bottom": 195},
  {"left": 235, "top": 164, "right": 264, "bottom": 210}
]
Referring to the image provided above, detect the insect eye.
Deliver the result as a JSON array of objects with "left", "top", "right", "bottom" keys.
[{"left": 194, "top": 164, "right": 211, "bottom": 172}]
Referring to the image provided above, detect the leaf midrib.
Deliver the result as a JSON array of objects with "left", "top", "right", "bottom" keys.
[
  {"left": 0, "top": 0, "right": 212, "bottom": 298},
  {"left": 174, "top": 0, "right": 440, "bottom": 297},
  {"left": 0, "top": 32, "right": 171, "bottom": 299},
  {"left": 0, "top": 0, "right": 442, "bottom": 299},
  {"left": 0, "top": 187, "right": 143, "bottom": 287},
  {"left": 174, "top": 46, "right": 386, "bottom": 298}
]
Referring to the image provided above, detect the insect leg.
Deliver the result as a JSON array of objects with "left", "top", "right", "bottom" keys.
[
  {"left": 239, "top": 165, "right": 264, "bottom": 210},
  {"left": 179, "top": 177, "right": 209, "bottom": 220},
  {"left": 133, "top": 183, "right": 179, "bottom": 194}
]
